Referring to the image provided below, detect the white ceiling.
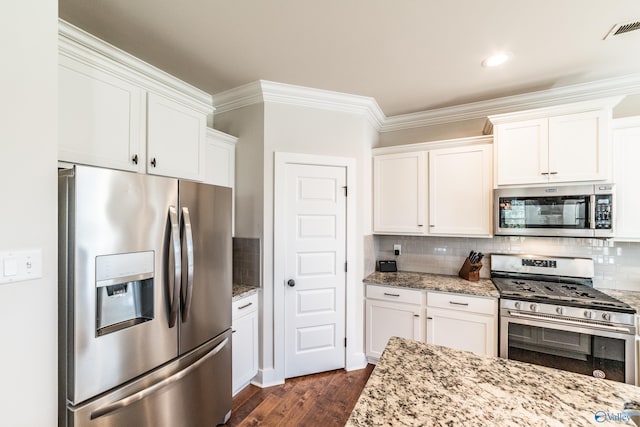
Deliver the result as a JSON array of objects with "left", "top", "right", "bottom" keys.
[{"left": 58, "top": 0, "right": 640, "bottom": 117}]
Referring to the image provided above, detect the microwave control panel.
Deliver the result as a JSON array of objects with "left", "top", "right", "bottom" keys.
[{"left": 595, "top": 195, "right": 612, "bottom": 229}]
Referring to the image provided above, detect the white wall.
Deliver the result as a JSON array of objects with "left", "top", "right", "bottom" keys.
[
  {"left": 216, "top": 101, "right": 377, "bottom": 385},
  {"left": 0, "top": 2, "right": 58, "bottom": 426}
]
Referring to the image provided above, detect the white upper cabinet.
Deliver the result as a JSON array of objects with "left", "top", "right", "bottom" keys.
[
  {"left": 147, "top": 93, "right": 206, "bottom": 181},
  {"left": 372, "top": 136, "right": 493, "bottom": 237},
  {"left": 613, "top": 117, "right": 640, "bottom": 241},
  {"left": 373, "top": 151, "right": 427, "bottom": 234},
  {"left": 58, "top": 55, "right": 146, "bottom": 173},
  {"left": 428, "top": 143, "right": 493, "bottom": 236},
  {"left": 490, "top": 98, "right": 622, "bottom": 187},
  {"left": 203, "top": 128, "right": 237, "bottom": 188},
  {"left": 58, "top": 20, "right": 213, "bottom": 180}
]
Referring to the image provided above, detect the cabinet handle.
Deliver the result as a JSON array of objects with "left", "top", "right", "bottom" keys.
[
  {"left": 413, "top": 314, "right": 420, "bottom": 318},
  {"left": 540, "top": 172, "right": 549, "bottom": 176},
  {"left": 150, "top": 157, "right": 157, "bottom": 168},
  {"left": 429, "top": 225, "right": 435, "bottom": 227},
  {"left": 427, "top": 317, "right": 433, "bottom": 320},
  {"left": 449, "top": 301, "right": 469, "bottom": 306},
  {"left": 549, "top": 171, "right": 558, "bottom": 175},
  {"left": 132, "top": 154, "right": 139, "bottom": 165},
  {"left": 383, "top": 292, "right": 400, "bottom": 297},
  {"left": 232, "top": 330, "right": 236, "bottom": 334},
  {"left": 238, "top": 302, "right": 253, "bottom": 310},
  {"left": 417, "top": 224, "right": 424, "bottom": 227}
]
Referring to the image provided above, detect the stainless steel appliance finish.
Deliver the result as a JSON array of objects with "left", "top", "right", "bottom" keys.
[
  {"left": 492, "top": 254, "right": 636, "bottom": 384},
  {"left": 494, "top": 184, "right": 614, "bottom": 238},
  {"left": 59, "top": 165, "right": 232, "bottom": 427}
]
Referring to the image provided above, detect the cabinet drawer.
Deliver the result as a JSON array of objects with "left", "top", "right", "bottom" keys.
[
  {"left": 427, "top": 291, "right": 497, "bottom": 315},
  {"left": 232, "top": 293, "right": 258, "bottom": 318},
  {"left": 367, "top": 285, "right": 426, "bottom": 305}
]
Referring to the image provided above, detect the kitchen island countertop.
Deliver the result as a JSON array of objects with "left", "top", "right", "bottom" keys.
[
  {"left": 347, "top": 337, "right": 640, "bottom": 426},
  {"left": 364, "top": 271, "right": 499, "bottom": 298}
]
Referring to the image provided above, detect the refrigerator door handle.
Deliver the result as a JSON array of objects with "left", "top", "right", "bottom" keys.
[
  {"left": 181, "top": 207, "right": 195, "bottom": 322},
  {"left": 89, "top": 337, "right": 229, "bottom": 421},
  {"left": 168, "top": 206, "right": 181, "bottom": 328}
]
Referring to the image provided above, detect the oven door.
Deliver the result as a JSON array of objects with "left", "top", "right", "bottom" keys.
[{"left": 500, "top": 311, "right": 635, "bottom": 384}]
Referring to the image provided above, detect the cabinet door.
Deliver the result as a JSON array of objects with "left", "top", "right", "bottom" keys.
[
  {"left": 549, "top": 110, "right": 609, "bottom": 182},
  {"left": 365, "top": 299, "right": 423, "bottom": 361},
  {"left": 232, "top": 308, "right": 258, "bottom": 396},
  {"left": 426, "top": 307, "right": 497, "bottom": 356},
  {"left": 58, "top": 55, "right": 145, "bottom": 172},
  {"left": 495, "top": 119, "right": 548, "bottom": 186},
  {"left": 373, "top": 152, "right": 427, "bottom": 234},
  {"left": 203, "top": 130, "right": 236, "bottom": 187},
  {"left": 147, "top": 93, "right": 206, "bottom": 181},
  {"left": 429, "top": 144, "right": 492, "bottom": 236},
  {"left": 613, "top": 120, "right": 640, "bottom": 240}
]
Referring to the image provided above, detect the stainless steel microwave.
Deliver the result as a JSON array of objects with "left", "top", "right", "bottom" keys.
[{"left": 494, "top": 184, "right": 614, "bottom": 238}]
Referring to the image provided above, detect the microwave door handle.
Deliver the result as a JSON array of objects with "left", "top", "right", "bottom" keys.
[
  {"left": 168, "top": 207, "right": 181, "bottom": 328},
  {"left": 89, "top": 337, "right": 229, "bottom": 420},
  {"left": 181, "top": 207, "right": 195, "bottom": 323},
  {"left": 589, "top": 195, "right": 596, "bottom": 229}
]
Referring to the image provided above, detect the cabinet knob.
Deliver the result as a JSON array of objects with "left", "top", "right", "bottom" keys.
[
  {"left": 132, "top": 154, "right": 139, "bottom": 165},
  {"left": 287, "top": 279, "right": 295, "bottom": 287},
  {"left": 150, "top": 157, "right": 157, "bottom": 168}
]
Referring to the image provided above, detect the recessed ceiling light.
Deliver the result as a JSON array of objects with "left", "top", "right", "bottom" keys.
[{"left": 482, "top": 52, "right": 511, "bottom": 68}]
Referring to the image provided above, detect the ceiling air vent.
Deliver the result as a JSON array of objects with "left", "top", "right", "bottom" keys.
[{"left": 604, "top": 20, "right": 640, "bottom": 40}]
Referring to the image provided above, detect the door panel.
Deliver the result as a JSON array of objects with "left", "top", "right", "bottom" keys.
[
  {"left": 284, "top": 164, "right": 346, "bottom": 378},
  {"left": 61, "top": 166, "right": 178, "bottom": 405},
  {"left": 178, "top": 181, "right": 232, "bottom": 355},
  {"left": 68, "top": 332, "right": 232, "bottom": 427}
]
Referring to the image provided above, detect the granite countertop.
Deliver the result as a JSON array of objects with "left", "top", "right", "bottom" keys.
[
  {"left": 600, "top": 288, "right": 640, "bottom": 314},
  {"left": 364, "top": 271, "right": 499, "bottom": 299},
  {"left": 232, "top": 283, "right": 259, "bottom": 301},
  {"left": 347, "top": 337, "right": 640, "bottom": 426}
]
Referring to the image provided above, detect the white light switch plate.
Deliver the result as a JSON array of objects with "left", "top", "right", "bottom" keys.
[{"left": 0, "top": 249, "right": 43, "bottom": 285}]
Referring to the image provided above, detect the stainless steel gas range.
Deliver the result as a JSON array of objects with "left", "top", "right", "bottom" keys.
[{"left": 491, "top": 254, "right": 636, "bottom": 384}]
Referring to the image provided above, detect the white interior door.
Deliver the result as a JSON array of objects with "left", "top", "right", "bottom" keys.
[{"left": 284, "top": 163, "right": 347, "bottom": 378}]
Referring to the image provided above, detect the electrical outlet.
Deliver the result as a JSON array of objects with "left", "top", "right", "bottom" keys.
[{"left": 393, "top": 244, "right": 401, "bottom": 256}]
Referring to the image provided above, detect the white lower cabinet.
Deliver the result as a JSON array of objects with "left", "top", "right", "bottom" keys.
[
  {"left": 232, "top": 293, "right": 259, "bottom": 396},
  {"left": 426, "top": 292, "right": 498, "bottom": 357},
  {"left": 365, "top": 285, "right": 426, "bottom": 362}
]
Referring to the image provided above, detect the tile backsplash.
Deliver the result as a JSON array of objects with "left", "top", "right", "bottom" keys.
[
  {"left": 233, "top": 237, "right": 261, "bottom": 287},
  {"left": 374, "top": 235, "right": 640, "bottom": 291}
]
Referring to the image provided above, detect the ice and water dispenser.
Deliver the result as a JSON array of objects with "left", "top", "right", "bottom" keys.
[{"left": 95, "top": 251, "right": 155, "bottom": 336}]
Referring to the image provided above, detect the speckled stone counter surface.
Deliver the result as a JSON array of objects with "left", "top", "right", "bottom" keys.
[
  {"left": 347, "top": 337, "right": 640, "bottom": 426},
  {"left": 232, "top": 283, "right": 258, "bottom": 301},
  {"left": 600, "top": 288, "right": 640, "bottom": 314},
  {"left": 364, "top": 271, "right": 499, "bottom": 298}
]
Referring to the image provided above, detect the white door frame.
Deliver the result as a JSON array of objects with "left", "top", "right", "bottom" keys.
[{"left": 274, "top": 152, "right": 357, "bottom": 381}]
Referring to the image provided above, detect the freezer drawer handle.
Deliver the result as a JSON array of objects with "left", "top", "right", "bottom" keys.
[
  {"left": 90, "top": 337, "right": 229, "bottom": 420},
  {"left": 168, "top": 206, "right": 181, "bottom": 328},
  {"left": 181, "top": 207, "right": 195, "bottom": 323}
]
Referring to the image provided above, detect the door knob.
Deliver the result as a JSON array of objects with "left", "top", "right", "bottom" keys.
[{"left": 287, "top": 279, "right": 295, "bottom": 287}]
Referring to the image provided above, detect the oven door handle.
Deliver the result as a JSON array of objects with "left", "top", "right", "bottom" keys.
[{"left": 508, "top": 311, "right": 633, "bottom": 334}]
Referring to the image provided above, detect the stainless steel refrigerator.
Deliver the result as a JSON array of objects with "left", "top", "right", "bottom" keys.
[{"left": 58, "top": 165, "right": 232, "bottom": 427}]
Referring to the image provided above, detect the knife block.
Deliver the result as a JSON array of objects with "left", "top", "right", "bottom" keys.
[{"left": 458, "top": 258, "right": 482, "bottom": 281}]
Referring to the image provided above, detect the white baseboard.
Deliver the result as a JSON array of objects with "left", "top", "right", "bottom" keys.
[{"left": 251, "top": 368, "right": 285, "bottom": 388}]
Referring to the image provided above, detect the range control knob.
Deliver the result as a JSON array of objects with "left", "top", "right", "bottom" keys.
[
  {"left": 584, "top": 310, "right": 593, "bottom": 319},
  {"left": 602, "top": 312, "right": 611, "bottom": 321},
  {"left": 529, "top": 303, "right": 538, "bottom": 312},
  {"left": 514, "top": 302, "right": 521, "bottom": 310},
  {"left": 555, "top": 307, "right": 565, "bottom": 315}
]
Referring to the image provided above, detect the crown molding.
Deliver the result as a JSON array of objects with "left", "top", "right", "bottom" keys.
[
  {"left": 372, "top": 135, "right": 493, "bottom": 155},
  {"left": 58, "top": 19, "right": 213, "bottom": 114},
  {"left": 212, "top": 80, "right": 385, "bottom": 129},
  {"left": 381, "top": 74, "right": 640, "bottom": 132},
  {"left": 206, "top": 127, "right": 238, "bottom": 144}
]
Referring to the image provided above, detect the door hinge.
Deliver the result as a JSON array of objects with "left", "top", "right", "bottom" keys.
[
  {"left": 345, "top": 261, "right": 348, "bottom": 272},
  {"left": 342, "top": 186, "right": 348, "bottom": 197},
  {"left": 344, "top": 337, "right": 347, "bottom": 347}
]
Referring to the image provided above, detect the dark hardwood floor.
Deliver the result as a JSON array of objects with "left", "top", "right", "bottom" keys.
[{"left": 226, "top": 364, "right": 375, "bottom": 427}]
